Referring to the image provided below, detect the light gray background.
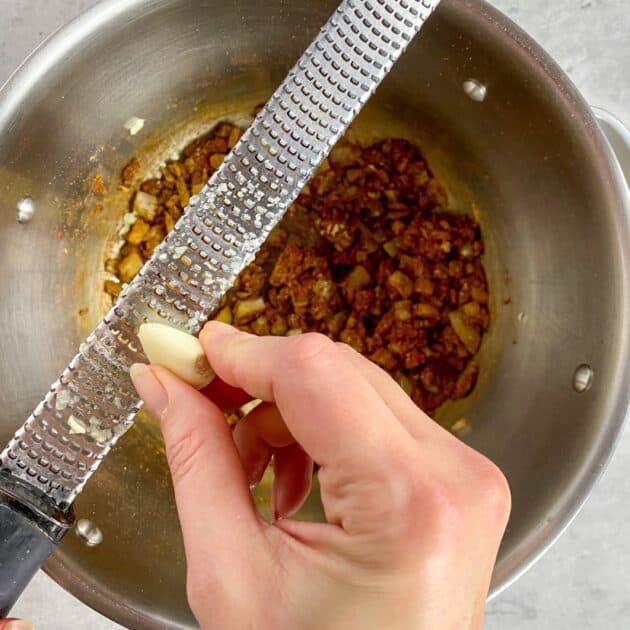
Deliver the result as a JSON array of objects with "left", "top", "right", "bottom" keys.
[{"left": 2, "top": 0, "right": 629, "bottom": 628}]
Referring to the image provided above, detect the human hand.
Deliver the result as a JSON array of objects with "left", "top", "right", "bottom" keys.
[
  {"left": 0, "top": 620, "right": 33, "bottom": 629},
  {"left": 130, "top": 322, "right": 510, "bottom": 630}
]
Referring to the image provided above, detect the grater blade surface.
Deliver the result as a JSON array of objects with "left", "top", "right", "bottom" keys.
[{"left": 0, "top": 0, "right": 441, "bottom": 508}]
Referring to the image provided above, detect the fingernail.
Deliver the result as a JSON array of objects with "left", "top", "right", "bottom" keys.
[
  {"left": 6, "top": 621, "right": 34, "bottom": 630},
  {"left": 248, "top": 465, "right": 264, "bottom": 489},
  {"left": 130, "top": 363, "right": 168, "bottom": 419}
]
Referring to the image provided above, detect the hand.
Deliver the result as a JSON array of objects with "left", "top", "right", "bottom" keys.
[
  {"left": 130, "top": 322, "right": 510, "bottom": 630},
  {"left": 0, "top": 620, "right": 33, "bottom": 629}
]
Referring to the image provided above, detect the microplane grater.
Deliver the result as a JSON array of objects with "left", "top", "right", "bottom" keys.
[{"left": 0, "top": 0, "right": 440, "bottom": 615}]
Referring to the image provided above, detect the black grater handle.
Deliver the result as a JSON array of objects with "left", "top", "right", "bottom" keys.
[{"left": 0, "top": 474, "right": 73, "bottom": 617}]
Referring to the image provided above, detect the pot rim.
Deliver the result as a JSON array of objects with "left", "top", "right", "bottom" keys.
[{"left": 1, "top": 0, "right": 629, "bottom": 627}]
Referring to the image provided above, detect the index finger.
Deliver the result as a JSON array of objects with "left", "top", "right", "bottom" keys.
[{"left": 199, "top": 322, "right": 412, "bottom": 472}]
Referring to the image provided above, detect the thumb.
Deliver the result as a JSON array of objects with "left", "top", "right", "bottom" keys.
[
  {"left": 130, "top": 364, "right": 260, "bottom": 570},
  {"left": 0, "top": 622, "right": 33, "bottom": 630}
]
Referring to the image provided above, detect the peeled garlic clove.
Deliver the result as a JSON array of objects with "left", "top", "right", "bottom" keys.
[{"left": 137, "top": 323, "right": 214, "bottom": 388}]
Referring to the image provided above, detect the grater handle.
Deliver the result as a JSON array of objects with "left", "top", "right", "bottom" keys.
[
  {"left": 0, "top": 476, "right": 73, "bottom": 616},
  {"left": 0, "top": 503, "right": 56, "bottom": 617}
]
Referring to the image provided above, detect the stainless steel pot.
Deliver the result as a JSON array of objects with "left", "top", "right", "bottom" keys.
[{"left": 1, "top": 0, "right": 629, "bottom": 627}]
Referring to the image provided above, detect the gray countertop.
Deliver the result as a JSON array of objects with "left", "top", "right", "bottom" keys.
[{"left": 2, "top": 0, "right": 629, "bottom": 628}]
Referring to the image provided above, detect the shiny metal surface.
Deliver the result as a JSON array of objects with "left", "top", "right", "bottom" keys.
[
  {"left": 594, "top": 107, "right": 630, "bottom": 189},
  {"left": 15, "top": 197, "right": 36, "bottom": 224},
  {"left": 0, "top": 0, "right": 629, "bottom": 628},
  {"left": 74, "top": 519, "right": 104, "bottom": 548},
  {"left": 0, "top": 0, "right": 440, "bottom": 510}
]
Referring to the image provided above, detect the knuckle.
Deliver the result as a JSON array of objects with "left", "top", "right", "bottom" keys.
[
  {"left": 362, "top": 446, "right": 511, "bottom": 552},
  {"left": 284, "top": 332, "right": 337, "bottom": 371},
  {"left": 421, "top": 479, "right": 466, "bottom": 532},
  {"left": 470, "top": 455, "right": 512, "bottom": 523},
  {"left": 392, "top": 451, "right": 466, "bottom": 538},
  {"left": 368, "top": 463, "right": 466, "bottom": 558},
  {"left": 163, "top": 422, "right": 206, "bottom": 485},
  {"left": 403, "top": 480, "right": 469, "bottom": 557},
  {"left": 389, "top": 451, "right": 462, "bottom": 524}
]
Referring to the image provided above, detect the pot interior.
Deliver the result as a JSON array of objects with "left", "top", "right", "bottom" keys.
[{"left": 0, "top": 1, "right": 628, "bottom": 627}]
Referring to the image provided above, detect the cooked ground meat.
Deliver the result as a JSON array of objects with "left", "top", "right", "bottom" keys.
[{"left": 106, "top": 119, "right": 490, "bottom": 414}]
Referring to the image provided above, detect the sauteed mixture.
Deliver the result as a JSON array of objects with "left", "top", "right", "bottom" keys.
[{"left": 105, "top": 120, "right": 489, "bottom": 414}]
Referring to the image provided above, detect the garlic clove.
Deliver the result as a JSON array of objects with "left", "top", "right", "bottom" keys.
[{"left": 137, "top": 323, "right": 214, "bottom": 388}]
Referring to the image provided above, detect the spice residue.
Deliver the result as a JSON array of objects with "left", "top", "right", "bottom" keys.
[{"left": 104, "top": 119, "right": 490, "bottom": 415}]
